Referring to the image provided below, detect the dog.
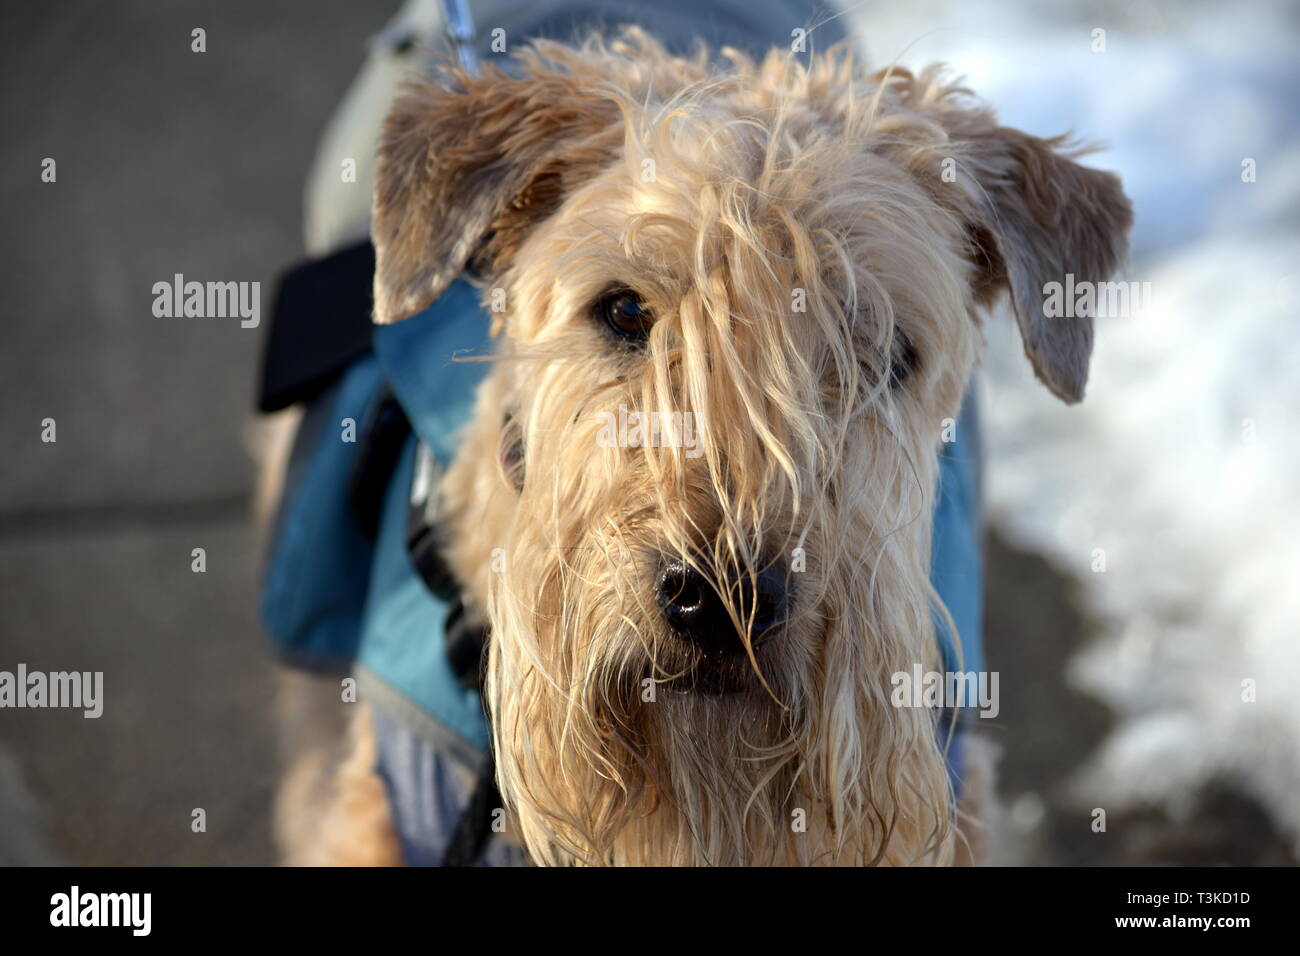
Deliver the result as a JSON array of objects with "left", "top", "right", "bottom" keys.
[{"left": 278, "top": 25, "right": 1131, "bottom": 866}]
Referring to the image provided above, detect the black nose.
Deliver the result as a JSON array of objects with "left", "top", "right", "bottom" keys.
[{"left": 655, "top": 559, "right": 791, "bottom": 654}]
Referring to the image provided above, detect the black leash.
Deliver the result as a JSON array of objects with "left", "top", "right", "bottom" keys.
[
  {"left": 403, "top": 444, "right": 503, "bottom": 867},
  {"left": 440, "top": 739, "right": 501, "bottom": 867},
  {"left": 345, "top": 390, "right": 503, "bottom": 866},
  {"left": 434, "top": 591, "right": 500, "bottom": 867}
]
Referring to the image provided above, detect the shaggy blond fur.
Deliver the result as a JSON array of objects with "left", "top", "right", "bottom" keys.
[{"left": 292, "top": 29, "right": 1129, "bottom": 866}]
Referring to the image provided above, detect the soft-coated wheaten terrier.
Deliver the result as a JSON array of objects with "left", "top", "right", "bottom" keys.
[{"left": 293, "top": 27, "right": 1131, "bottom": 866}]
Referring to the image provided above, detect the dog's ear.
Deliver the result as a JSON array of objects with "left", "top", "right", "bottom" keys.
[
  {"left": 372, "top": 59, "right": 622, "bottom": 323},
  {"left": 891, "top": 74, "right": 1134, "bottom": 403},
  {"left": 955, "top": 124, "right": 1132, "bottom": 403}
]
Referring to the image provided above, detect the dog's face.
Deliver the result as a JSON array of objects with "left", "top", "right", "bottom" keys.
[{"left": 372, "top": 31, "right": 1131, "bottom": 865}]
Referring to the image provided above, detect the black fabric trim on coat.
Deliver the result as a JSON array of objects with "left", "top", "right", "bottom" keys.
[{"left": 257, "top": 241, "right": 377, "bottom": 413}]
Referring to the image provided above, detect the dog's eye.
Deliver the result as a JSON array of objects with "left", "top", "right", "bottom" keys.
[
  {"left": 501, "top": 413, "right": 524, "bottom": 491},
  {"left": 889, "top": 333, "right": 919, "bottom": 388},
  {"left": 595, "top": 288, "right": 653, "bottom": 342}
]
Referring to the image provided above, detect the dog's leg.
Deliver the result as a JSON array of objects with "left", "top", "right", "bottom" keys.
[
  {"left": 255, "top": 409, "right": 402, "bottom": 865},
  {"left": 246, "top": 406, "right": 301, "bottom": 546},
  {"left": 275, "top": 691, "right": 402, "bottom": 866}
]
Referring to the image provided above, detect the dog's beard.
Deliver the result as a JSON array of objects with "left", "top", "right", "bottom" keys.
[{"left": 485, "top": 505, "right": 956, "bottom": 867}]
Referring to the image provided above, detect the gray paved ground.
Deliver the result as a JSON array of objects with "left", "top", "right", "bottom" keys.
[{"left": 0, "top": 1, "right": 387, "bottom": 865}]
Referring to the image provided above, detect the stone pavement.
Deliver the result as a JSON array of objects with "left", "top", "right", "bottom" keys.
[{"left": 0, "top": 0, "right": 386, "bottom": 865}]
